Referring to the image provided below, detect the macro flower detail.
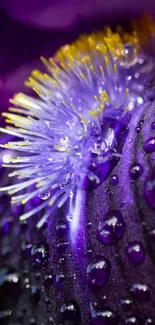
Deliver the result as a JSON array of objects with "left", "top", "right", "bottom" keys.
[
  {"left": 1, "top": 8, "right": 155, "bottom": 325},
  {"left": 0, "top": 28, "right": 153, "bottom": 227}
]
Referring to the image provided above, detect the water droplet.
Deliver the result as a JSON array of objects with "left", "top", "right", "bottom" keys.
[
  {"left": 21, "top": 242, "right": 32, "bottom": 258},
  {"left": 0, "top": 309, "right": 12, "bottom": 321},
  {"left": 60, "top": 301, "right": 81, "bottom": 323},
  {"left": 139, "top": 119, "right": 144, "bottom": 126},
  {"left": 24, "top": 277, "right": 30, "bottom": 284},
  {"left": 31, "top": 285, "right": 40, "bottom": 303},
  {"left": 151, "top": 122, "right": 155, "bottom": 130},
  {"left": 98, "top": 210, "right": 125, "bottom": 245},
  {"left": 105, "top": 187, "right": 110, "bottom": 194},
  {"left": 30, "top": 318, "right": 36, "bottom": 324},
  {"left": 135, "top": 126, "right": 141, "bottom": 133},
  {"left": 120, "top": 298, "right": 132, "bottom": 312},
  {"left": 56, "top": 274, "right": 64, "bottom": 290},
  {"left": 129, "top": 163, "right": 143, "bottom": 179},
  {"left": 57, "top": 241, "right": 69, "bottom": 253},
  {"left": 90, "top": 303, "right": 120, "bottom": 325},
  {"left": 93, "top": 296, "right": 107, "bottom": 310},
  {"left": 110, "top": 175, "right": 118, "bottom": 186},
  {"left": 35, "top": 272, "right": 41, "bottom": 280},
  {"left": 24, "top": 280, "right": 30, "bottom": 290},
  {"left": 144, "top": 137, "right": 155, "bottom": 153},
  {"left": 31, "top": 242, "right": 49, "bottom": 267},
  {"left": 130, "top": 283, "right": 150, "bottom": 302},
  {"left": 59, "top": 257, "right": 65, "bottom": 264},
  {"left": 149, "top": 228, "right": 155, "bottom": 242},
  {"left": 124, "top": 316, "right": 140, "bottom": 324},
  {"left": 66, "top": 214, "right": 73, "bottom": 222},
  {"left": 39, "top": 191, "right": 50, "bottom": 200},
  {"left": 121, "top": 44, "right": 138, "bottom": 67},
  {"left": 87, "top": 222, "right": 92, "bottom": 229},
  {"left": 145, "top": 319, "right": 154, "bottom": 325},
  {"left": 144, "top": 168, "right": 155, "bottom": 208},
  {"left": 44, "top": 273, "right": 54, "bottom": 287},
  {"left": 86, "top": 255, "right": 111, "bottom": 287},
  {"left": 127, "top": 241, "right": 145, "bottom": 265},
  {"left": 45, "top": 297, "right": 50, "bottom": 304},
  {"left": 56, "top": 221, "right": 68, "bottom": 237},
  {"left": 85, "top": 249, "right": 92, "bottom": 256},
  {"left": 49, "top": 316, "right": 54, "bottom": 323}
]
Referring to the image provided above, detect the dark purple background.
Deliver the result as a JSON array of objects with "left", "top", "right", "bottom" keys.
[{"left": 0, "top": 0, "right": 155, "bottom": 125}]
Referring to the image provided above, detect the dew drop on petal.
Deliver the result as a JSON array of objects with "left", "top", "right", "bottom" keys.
[
  {"left": 130, "top": 283, "right": 151, "bottom": 302},
  {"left": 31, "top": 285, "right": 40, "bottom": 303},
  {"left": 127, "top": 241, "right": 145, "bottom": 265},
  {"left": 135, "top": 126, "right": 141, "bottom": 133},
  {"left": 144, "top": 137, "right": 155, "bottom": 153},
  {"left": 66, "top": 214, "right": 73, "bottom": 222},
  {"left": 57, "top": 241, "right": 69, "bottom": 253},
  {"left": 86, "top": 255, "right": 111, "bottom": 287},
  {"left": 151, "top": 122, "right": 155, "bottom": 130},
  {"left": 98, "top": 210, "right": 125, "bottom": 245},
  {"left": 0, "top": 309, "right": 12, "bottom": 322},
  {"left": 90, "top": 303, "right": 120, "bottom": 325},
  {"left": 110, "top": 174, "right": 119, "bottom": 186},
  {"left": 60, "top": 301, "right": 81, "bottom": 323},
  {"left": 56, "top": 221, "right": 68, "bottom": 237},
  {"left": 129, "top": 163, "right": 143, "bottom": 179},
  {"left": 145, "top": 319, "right": 154, "bottom": 325},
  {"left": 21, "top": 242, "right": 32, "bottom": 259},
  {"left": 44, "top": 273, "right": 54, "bottom": 287},
  {"left": 30, "top": 318, "right": 36, "bottom": 324},
  {"left": 124, "top": 316, "right": 140, "bottom": 325},
  {"left": 149, "top": 228, "right": 155, "bottom": 242},
  {"left": 39, "top": 191, "right": 50, "bottom": 200},
  {"left": 120, "top": 298, "right": 132, "bottom": 312},
  {"left": 31, "top": 242, "right": 50, "bottom": 267},
  {"left": 121, "top": 44, "right": 138, "bottom": 67},
  {"left": 56, "top": 273, "right": 64, "bottom": 290}
]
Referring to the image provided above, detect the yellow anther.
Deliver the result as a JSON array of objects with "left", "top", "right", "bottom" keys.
[
  {"left": 68, "top": 63, "right": 73, "bottom": 69},
  {"left": 62, "top": 100, "right": 68, "bottom": 107},
  {"left": 94, "top": 95, "right": 98, "bottom": 101},
  {"left": 60, "top": 62, "right": 67, "bottom": 70},
  {"left": 32, "top": 70, "right": 42, "bottom": 79},
  {"left": 105, "top": 56, "right": 109, "bottom": 65},
  {"left": 126, "top": 88, "right": 129, "bottom": 95},
  {"left": 90, "top": 65, "right": 94, "bottom": 71},
  {"left": 80, "top": 72, "right": 86, "bottom": 80},
  {"left": 113, "top": 64, "right": 118, "bottom": 73},
  {"left": 100, "top": 66, "right": 104, "bottom": 75}
]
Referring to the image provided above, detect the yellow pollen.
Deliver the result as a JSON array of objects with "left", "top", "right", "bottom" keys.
[
  {"left": 113, "top": 64, "right": 118, "bottom": 73},
  {"left": 80, "top": 72, "right": 86, "bottom": 80},
  {"left": 126, "top": 88, "right": 129, "bottom": 96}
]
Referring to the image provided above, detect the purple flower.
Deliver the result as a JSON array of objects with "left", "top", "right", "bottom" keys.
[
  {"left": 0, "top": 4, "right": 155, "bottom": 325},
  {"left": 0, "top": 29, "right": 151, "bottom": 228}
]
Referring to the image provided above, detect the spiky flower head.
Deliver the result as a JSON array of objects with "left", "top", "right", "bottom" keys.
[{"left": 0, "top": 28, "right": 150, "bottom": 227}]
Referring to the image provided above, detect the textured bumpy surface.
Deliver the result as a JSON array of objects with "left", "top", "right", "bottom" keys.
[{"left": 0, "top": 19, "right": 155, "bottom": 325}]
